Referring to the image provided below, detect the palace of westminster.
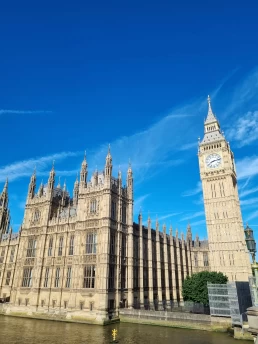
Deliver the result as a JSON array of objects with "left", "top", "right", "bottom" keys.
[{"left": 0, "top": 97, "right": 252, "bottom": 324}]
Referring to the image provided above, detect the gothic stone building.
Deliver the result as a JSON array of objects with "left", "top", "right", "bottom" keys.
[{"left": 0, "top": 97, "right": 251, "bottom": 324}]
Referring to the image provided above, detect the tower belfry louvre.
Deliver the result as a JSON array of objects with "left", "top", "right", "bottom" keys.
[{"left": 198, "top": 96, "right": 251, "bottom": 281}]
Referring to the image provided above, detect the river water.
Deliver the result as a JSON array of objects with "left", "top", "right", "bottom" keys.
[{"left": 0, "top": 316, "right": 249, "bottom": 344}]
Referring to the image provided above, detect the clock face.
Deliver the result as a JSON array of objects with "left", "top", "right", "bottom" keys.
[{"left": 205, "top": 153, "right": 222, "bottom": 169}]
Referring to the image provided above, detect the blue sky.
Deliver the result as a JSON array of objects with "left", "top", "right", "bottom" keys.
[{"left": 0, "top": 1, "right": 258, "bottom": 245}]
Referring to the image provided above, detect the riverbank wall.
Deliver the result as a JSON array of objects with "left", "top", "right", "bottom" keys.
[
  {"left": 119, "top": 309, "right": 232, "bottom": 332},
  {"left": 1, "top": 302, "right": 250, "bottom": 339},
  {"left": 0, "top": 303, "right": 119, "bottom": 326}
]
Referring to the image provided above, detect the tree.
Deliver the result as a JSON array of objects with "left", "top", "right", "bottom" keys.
[{"left": 182, "top": 271, "right": 228, "bottom": 306}]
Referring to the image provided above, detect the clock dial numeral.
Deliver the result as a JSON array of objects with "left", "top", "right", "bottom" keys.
[{"left": 205, "top": 154, "right": 222, "bottom": 169}]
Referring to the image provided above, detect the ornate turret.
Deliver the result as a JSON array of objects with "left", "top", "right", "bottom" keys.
[
  {"left": 28, "top": 169, "right": 36, "bottom": 199},
  {"left": 48, "top": 161, "right": 55, "bottom": 193},
  {"left": 73, "top": 174, "right": 79, "bottom": 206},
  {"left": 148, "top": 215, "right": 151, "bottom": 231},
  {"left": 127, "top": 160, "right": 133, "bottom": 191},
  {"left": 61, "top": 180, "right": 67, "bottom": 207},
  {"left": 186, "top": 223, "right": 192, "bottom": 246},
  {"left": 1, "top": 178, "right": 8, "bottom": 208},
  {"left": 0, "top": 179, "right": 10, "bottom": 235},
  {"left": 156, "top": 218, "right": 159, "bottom": 233},
  {"left": 118, "top": 167, "right": 122, "bottom": 188},
  {"left": 38, "top": 180, "right": 44, "bottom": 197},
  {"left": 80, "top": 151, "right": 88, "bottom": 187},
  {"left": 105, "top": 145, "right": 112, "bottom": 178},
  {"left": 138, "top": 211, "right": 142, "bottom": 227},
  {"left": 169, "top": 225, "right": 173, "bottom": 237}
]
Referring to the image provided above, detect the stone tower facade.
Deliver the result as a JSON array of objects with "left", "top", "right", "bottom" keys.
[
  {"left": 198, "top": 96, "right": 251, "bottom": 281},
  {"left": 0, "top": 149, "right": 209, "bottom": 324},
  {"left": 0, "top": 179, "right": 10, "bottom": 237}
]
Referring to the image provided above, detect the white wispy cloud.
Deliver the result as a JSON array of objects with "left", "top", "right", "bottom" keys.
[
  {"left": 182, "top": 181, "right": 202, "bottom": 197},
  {"left": 158, "top": 213, "right": 182, "bottom": 222},
  {"left": 179, "top": 142, "right": 197, "bottom": 151},
  {"left": 240, "top": 186, "right": 258, "bottom": 198},
  {"left": 240, "top": 197, "right": 258, "bottom": 206},
  {"left": 0, "top": 151, "right": 81, "bottom": 182},
  {"left": 227, "top": 111, "right": 258, "bottom": 147},
  {"left": 246, "top": 210, "right": 258, "bottom": 222},
  {"left": 179, "top": 211, "right": 204, "bottom": 222},
  {"left": 134, "top": 194, "right": 150, "bottom": 212},
  {"left": 236, "top": 156, "right": 258, "bottom": 180},
  {"left": 88, "top": 98, "right": 209, "bottom": 183},
  {"left": 0, "top": 109, "right": 52, "bottom": 115},
  {"left": 189, "top": 219, "right": 206, "bottom": 227},
  {"left": 224, "top": 68, "right": 258, "bottom": 116}
]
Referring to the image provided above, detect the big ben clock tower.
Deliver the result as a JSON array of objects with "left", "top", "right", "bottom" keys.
[{"left": 198, "top": 96, "right": 251, "bottom": 281}]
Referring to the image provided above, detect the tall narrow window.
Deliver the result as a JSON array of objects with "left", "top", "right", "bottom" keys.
[
  {"left": 121, "top": 266, "right": 126, "bottom": 289},
  {"left": 108, "top": 265, "right": 115, "bottom": 289},
  {"left": 90, "top": 199, "right": 97, "bottom": 213},
  {"left": 83, "top": 265, "right": 95, "bottom": 288},
  {"left": 9, "top": 247, "right": 15, "bottom": 263},
  {"left": 48, "top": 237, "right": 53, "bottom": 256},
  {"left": 110, "top": 233, "right": 116, "bottom": 255},
  {"left": 44, "top": 267, "right": 49, "bottom": 288},
  {"left": 203, "top": 253, "right": 209, "bottom": 267},
  {"left": 0, "top": 248, "right": 5, "bottom": 263},
  {"left": 55, "top": 268, "right": 60, "bottom": 288},
  {"left": 111, "top": 201, "right": 116, "bottom": 220},
  {"left": 22, "top": 268, "right": 33, "bottom": 287},
  {"left": 86, "top": 233, "right": 97, "bottom": 254},
  {"left": 121, "top": 234, "right": 126, "bottom": 257},
  {"left": 122, "top": 206, "right": 126, "bottom": 223},
  {"left": 66, "top": 267, "right": 72, "bottom": 288},
  {"left": 58, "top": 237, "right": 63, "bottom": 256},
  {"left": 69, "top": 235, "right": 74, "bottom": 255},
  {"left": 194, "top": 252, "right": 198, "bottom": 267},
  {"left": 34, "top": 210, "right": 40, "bottom": 222},
  {"left": 5, "top": 271, "right": 11, "bottom": 286},
  {"left": 26, "top": 238, "right": 37, "bottom": 257}
]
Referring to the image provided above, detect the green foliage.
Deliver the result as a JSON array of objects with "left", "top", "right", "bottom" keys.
[{"left": 182, "top": 271, "right": 228, "bottom": 306}]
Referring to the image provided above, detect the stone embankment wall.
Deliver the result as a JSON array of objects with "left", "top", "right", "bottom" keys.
[
  {"left": 0, "top": 303, "right": 232, "bottom": 332},
  {"left": 119, "top": 309, "right": 231, "bottom": 332},
  {"left": 0, "top": 303, "right": 119, "bottom": 326}
]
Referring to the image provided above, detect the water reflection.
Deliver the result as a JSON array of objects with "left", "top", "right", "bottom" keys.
[{"left": 0, "top": 316, "right": 249, "bottom": 344}]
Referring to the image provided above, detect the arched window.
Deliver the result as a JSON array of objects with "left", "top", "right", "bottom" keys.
[{"left": 90, "top": 199, "right": 97, "bottom": 213}]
